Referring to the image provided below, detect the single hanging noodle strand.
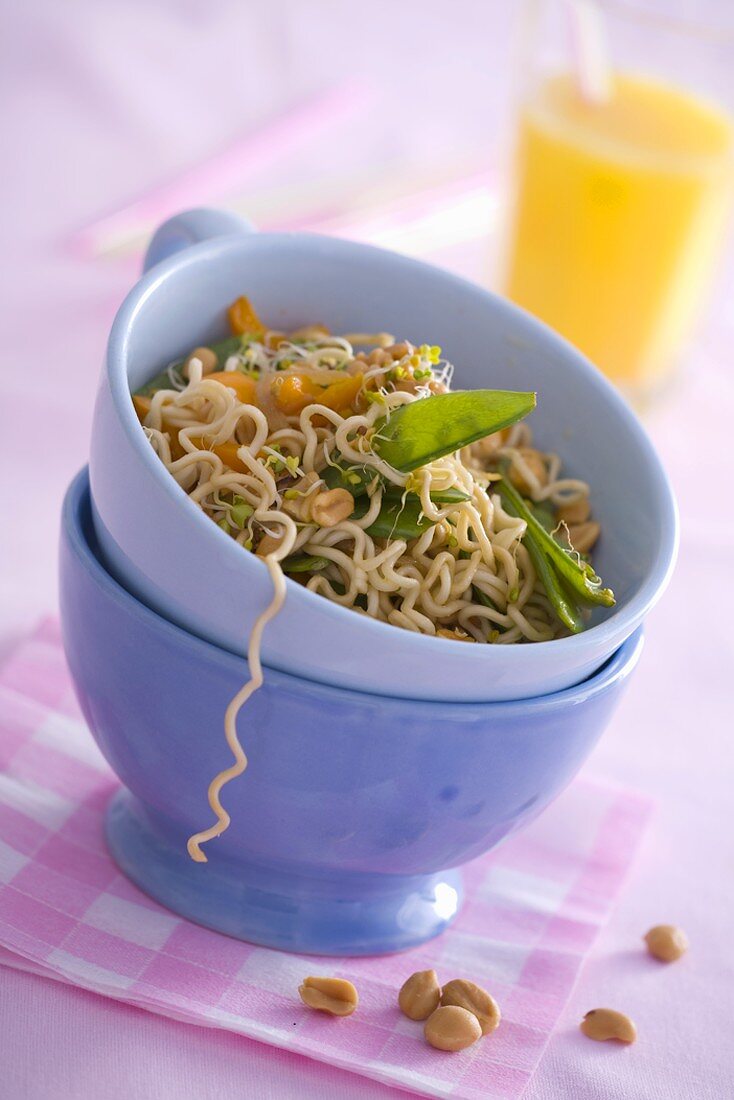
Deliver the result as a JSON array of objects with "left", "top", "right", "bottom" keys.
[{"left": 186, "top": 554, "right": 287, "bottom": 863}]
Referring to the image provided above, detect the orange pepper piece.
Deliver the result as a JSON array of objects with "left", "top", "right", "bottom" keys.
[
  {"left": 319, "top": 373, "right": 364, "bottom": 415},
  {"left": 227, "top": 296, "right": 265, "bottom": 337},
  {"left": 274, "top": 372, "right": 365, "bottom": 418},
  {"left": 273, "top": 374, "right": 322, "bottom": 415},
  {"left": 211, "top": 440, "right": 249, "bottom": 473},
  {"left": 134, "top": 396, "right": 189, "bottom": 459},
  {"left": 188, "top": 437, "right": 248, "bottom": 474},
  {"left": 132, "top": 394, "right": 152, "bottom": 422},
  {"left": 205, "top": 371, "right": 257, "bottom": 406}
]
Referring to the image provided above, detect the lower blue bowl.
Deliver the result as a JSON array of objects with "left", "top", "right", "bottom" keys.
[{"left": 60, "top": 468, "right": 643, "bottom": 956}]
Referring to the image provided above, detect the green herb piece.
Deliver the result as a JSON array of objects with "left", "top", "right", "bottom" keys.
[
  {"left": 364, "top": 390, "right": 388, "bottom": 406},
  {"left": 373, "top": 389, "right": 536, "bottom": 473},
  {"left": 217, "top": 517, "right": 231, "bottom": 534},
  {"left": 282, "top": 555, "right": 330, "bottom": 574},
  {"left": 229, "top": 499, "right": 254, "bottom": 528},
  {"left": 424, "top": 487, "right": 471, "bottom": 505},
  {"left": 321, "top": 463, "right": 377, "bottom": 496}
]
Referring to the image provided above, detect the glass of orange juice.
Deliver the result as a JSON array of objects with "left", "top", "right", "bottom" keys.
[{"left": 500, "top": 1, "right": 734, "bottom": 400}]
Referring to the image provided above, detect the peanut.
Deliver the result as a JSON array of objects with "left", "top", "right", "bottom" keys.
[
  {"left": 644, "top": 924, "right": 689, "bottom": 962},
  {"left": 398, "top": 970, "right": 441, "bottom": 1021},
  {"left": 183, "top": 346, "right": 217, "bottom": 379},
  {"left": 440, "top": 979, "right": 500, "bottom": 1036},
  {"left": 556, "top": 496, "right": 591, "bottom": 525},
  {"left": 471, "top": 430, "right": 508, "bottom": 461},
  {"left": 366, "top": 347, "right": 391, "bottom": 366},
  {"left": 509, "top": 448, "right": 548, "bottom": 496},
  {"left": 424, "top": 1006, "right": 482, "bottom": 1052},
  {"left": 567, "top": 520, "right": 601, "bottom": 554},
  {"left": 298, "top": 976, "right": 358, "bottom": 1016},
  {"left": 256, "top": 531, "right": 285, "bottom": 557},
  {"left": 281, "top": 472, "right": 321, "bottom": 521},
  {"left": 310, "top": 488, "right": 355, "bottom": 528},
  {"left": 436, "top": 628, "right": 476, "bottom": 643},
  {"left": 580, "top": 1008, "right": 637, "bottom": 1044},
  {"left": 387, "top": 341, "right": 414, "bottom": 360}
]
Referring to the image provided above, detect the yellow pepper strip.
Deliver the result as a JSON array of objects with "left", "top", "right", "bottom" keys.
[
  {"left": 227, "top": 296, "right": 265, "bottom": 337},
  {"left": 205, "top": 371, "right": 257, "bottom": 406}
]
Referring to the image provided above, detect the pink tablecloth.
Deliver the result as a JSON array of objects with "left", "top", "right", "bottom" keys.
[
  {"left": 3, "top": 3, "right": 734, "bottom": 1098},
  {"left": 0, "top": 621, "right": 655, "bottom": 1100}
]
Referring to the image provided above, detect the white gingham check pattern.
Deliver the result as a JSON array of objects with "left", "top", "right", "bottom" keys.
[{"left": 0, "top": 620, "right": 652, "bottom": 1099}]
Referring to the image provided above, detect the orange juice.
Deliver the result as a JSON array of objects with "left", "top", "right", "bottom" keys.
[{"left": 503, "top": 73, "right": 734, "bottom": 392}]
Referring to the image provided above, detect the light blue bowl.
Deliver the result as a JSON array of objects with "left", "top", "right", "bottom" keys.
[
  {"left": 62, "top": 468, "right": 643, "bottom": 956},
  {"left": 89, "top": 208, "right": 677, "bottom": 702}
]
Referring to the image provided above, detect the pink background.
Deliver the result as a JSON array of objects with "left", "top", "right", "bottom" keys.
[{"left": 2, "top": 3, "right": 733, "bottom": 1097}]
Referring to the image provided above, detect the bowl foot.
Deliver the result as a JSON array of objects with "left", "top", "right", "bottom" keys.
[{"left": 105, "top": 790, "right": 463, "bottom": 956}]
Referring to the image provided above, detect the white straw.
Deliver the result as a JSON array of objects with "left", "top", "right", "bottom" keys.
[{"left": 566, "top": 0, "right": 612, "bottom": 103}]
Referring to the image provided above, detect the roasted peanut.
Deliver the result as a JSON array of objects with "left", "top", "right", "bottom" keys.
[
  {"left": 344, "top": 332, "right": 393, "bottom": 348},
  {"left": 508, "top": 449, "right": 548, "bottom": 495},
  {"left": 471, "top": 430, "right": 508, "bottom": 461},
  {"left": 556, "top": 496, "right": 591, "bottom": 525},
  {"left": 398, "top": 970, "right": 441, "bottom": 1021},
  {"left": 387, "top": 341, "right": 414, "bottom": 360},
  {"left": 256, "top": 531, "right": 285, "bottom": 557},
  {"left": 281, "top": 472, "right": 321, "bottom": 521},
  {"left": 366, "top": 348, "right": 391, "bottom": 366},
  {"left": 644, "top": 924, "right": 689, "bottom": 962},
  {"left": 289, "top": 324, "right": 330, "bottom": 340},
  {"left": 567, "top": 521, "right": 601, "bottom": 554},
  {"left": 183, "top": 346, "right": 217, "bottom": 379},
  {"left": 440, "top": 979, "right": 500, "bottom": 1036},
  {"left": 298, "top": 976, "right": 358, "bottom": 1016},
  {"left": 580, "top": 1008, "right": 637, "bottom": 1044},
  {"left": 424, "top": 1006, "right": 482, "bottom": 1052},
  {"left": 310, "top": 488, "right": 355, "bottom": 527}
]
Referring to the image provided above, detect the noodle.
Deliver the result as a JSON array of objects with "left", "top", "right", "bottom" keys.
[{"left": 186, "top": 554, "right": 286, "bottom": 863}]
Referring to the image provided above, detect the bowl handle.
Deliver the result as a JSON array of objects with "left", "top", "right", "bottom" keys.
[{"left": 143, "top": 208, "right": 255, "bottom": 273}]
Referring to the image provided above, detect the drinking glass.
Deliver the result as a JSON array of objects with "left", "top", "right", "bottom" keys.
[{"left": 500, "top": 1, "right": 734, "bottom": 400}]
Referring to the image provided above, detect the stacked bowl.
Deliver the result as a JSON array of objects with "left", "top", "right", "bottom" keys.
[{"left": 60, "top": 209, "right": 678, "bottom": 955}]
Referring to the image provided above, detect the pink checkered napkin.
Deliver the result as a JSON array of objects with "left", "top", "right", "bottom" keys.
[{"left": 0, "top": 620, "right": 652, "bottom": 1100}]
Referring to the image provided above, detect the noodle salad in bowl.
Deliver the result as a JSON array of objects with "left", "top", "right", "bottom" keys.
[
  {"left": 132, "top": 295, "right": 616, "bottom": 863},
  {"left": 134, "top": 295, "right": 614, "bottom": 649}
]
